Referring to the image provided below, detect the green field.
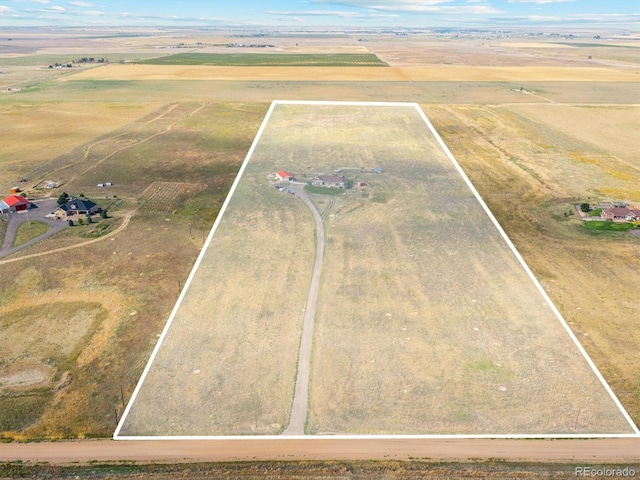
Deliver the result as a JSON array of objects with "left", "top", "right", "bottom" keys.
[
  {"left": 11, "top": 220, "right": 49, "bottom": 247},
  {"left": 138, "top": 53, "right": 388, "bottom": 67},
  {"left": 582, "top": 221, "right": 638, "bottom": 232}
]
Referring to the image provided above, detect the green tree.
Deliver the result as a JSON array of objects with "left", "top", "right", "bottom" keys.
[
  {"left": 85, "top": 213, "right": 92, "bottom": 224},
  {"left": 101, "top": 209, "right": 108, "bottom": 219},
  {"left": 580, "top": 203, "right": 590, "bottom": 213},
  {"left": 57, "top": 192, "right": 69, "bottom": 205}
]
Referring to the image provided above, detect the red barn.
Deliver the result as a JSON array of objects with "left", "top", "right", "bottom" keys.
[
  {"left": 276, "top": 170, "right": 294, "bottom": 182},
  {"left": 3, "top": 195, "right": 30, "bottom": 212}
]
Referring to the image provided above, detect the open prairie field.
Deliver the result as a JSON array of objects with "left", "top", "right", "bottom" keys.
[
  {"left": 0, "top": 101, "right": 160, "bottom": 193},
  {"left": 0, "top": 97, "right": 264, "bottom": 439},
  {"left": 0, "top": 28, "right": 639, "bottom": 444},
  {"left": 423, "top": 103, "right": 640, "bottom": 427},
  {"left": 118, "top": 103, "right": 635, "bottom": 437},
  {"left": 71, "top": 63, "right": 637, "bottom": 82}
]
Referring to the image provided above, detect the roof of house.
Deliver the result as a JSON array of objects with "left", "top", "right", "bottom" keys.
[
  {"left": 276, "top": 170, "right": 293, "bottom": 178},
  {"left": 3, "top": 195, "right": 29, "bottom": 207},
  {"left": 59, "top": 198, "right": 97, "bottom": 212},
  {"left": 604, "top": 207, "right": 630, "bottom": 216},
  {"left": 318, "top": 175, "right": 344, "bottom": 183},
  {"left": 0, "top": 200, "right": 8, "bottom": 211},
  {"left": 629, "top": 210, "right": 640, "bottom": 217}
]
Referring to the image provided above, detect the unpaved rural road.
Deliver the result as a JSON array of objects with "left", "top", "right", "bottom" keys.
[
  {"left": 1, "top": 438, "right": 639, "bottom": 464},
  {"left": 282, "top": 183, "right": 325, "bottom": 435},
  {"left": 0, "top": 212, "right": 133, "bottom": 265}
]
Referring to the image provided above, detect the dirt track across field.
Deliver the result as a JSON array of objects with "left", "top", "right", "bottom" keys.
[
  {"left": 282, "top": 184, "right": 325, "bottom": 435},
  {"left": 1, "top": 438, "right": 639, "bottom": 464}
]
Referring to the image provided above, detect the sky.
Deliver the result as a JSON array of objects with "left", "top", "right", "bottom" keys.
[{"left": 1, "top": 0, "right": 638, "bottom": 30}]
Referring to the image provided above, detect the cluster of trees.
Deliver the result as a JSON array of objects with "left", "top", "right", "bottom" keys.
[
  {"left": 77, "top": 57, "right": 108, "bottom": 64},
  {"left": 48, "top": 58, "right": 108, "bottom": 69}
]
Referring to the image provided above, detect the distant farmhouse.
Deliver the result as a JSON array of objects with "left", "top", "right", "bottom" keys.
[
  {"left": 276, "top": 170, "right": 294, "bottom": 182},
  {"left": 55, "top": 197, "right": 101, "bottom": 219},
  {"left": 313, "top": 174, "right": 346, "bottom": 189},
  {"left": 1, "top": 195, "right": 30, "bottom": 213},
  {"left": 601, "top": 207, "right": 640, "bottom": 222}
]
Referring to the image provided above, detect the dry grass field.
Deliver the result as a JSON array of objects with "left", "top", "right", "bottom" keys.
[
  {"left": 119, "top": 103, "right": 635, "bottom": 436},
  {"left": 72, "top": 63, "right": 638, "bottom": 82},
  {"left": 0, "top": 28, "right": 638, "bottom": 442}
]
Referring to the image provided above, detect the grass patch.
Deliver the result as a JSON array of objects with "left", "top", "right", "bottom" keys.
[
  {"left": 582, "top": 221, "right": 637, "bottom": 232},
  {"left": 0, "top": 217, "right": 7, "bottom": 247},
  {"left": 304, "top": 184, "right": 345, "bottom": 196},
  {"left": 0, "top": 392, "right": 52, "bottom": 432},
  {"left": 371, "top": 191, "right": 390, "bottom": 203},
  {"left": 138, "top": 53, "right": 388, "bottom": 67},
  {"left": 554, "top": 42, "right": 639, "bottom": 49},
  {"left": 78, "top": 220, "right": 112, "bottom": 238},
  {"left": 11, "top": 220, "right": 49, "bottom": 247}
]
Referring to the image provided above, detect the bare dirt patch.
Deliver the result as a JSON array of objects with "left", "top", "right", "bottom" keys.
[{"left": 0, "top": 360, "right": 54, "bottom": 391}]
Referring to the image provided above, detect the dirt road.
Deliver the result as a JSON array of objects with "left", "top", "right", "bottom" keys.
[
  {"left": 0, "top": 211, "right": 133, "bottom": 265},
  {"left": 282, "top": 184, "right": 325, "bottom": 435},
  {"left": 1, "top": 438, "right": 639, "bottom": 464}
]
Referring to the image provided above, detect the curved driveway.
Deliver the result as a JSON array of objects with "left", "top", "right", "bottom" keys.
[
  {"left": 283, "top": 183, "right": 325, "bottom": 435},
  {"left": 0, "top": 198, "right": 67, "bottom": 259}
]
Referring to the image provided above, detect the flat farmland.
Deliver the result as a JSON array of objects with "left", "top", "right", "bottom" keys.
[
  {"left": 139, "top": 53, "right": 388, "bottom": 66},
  {"left": 118, "top": 102, "right": 636, "bottom": 437},
  {"left": 71, "top": 63, "right": 638, "bottom": 82}
]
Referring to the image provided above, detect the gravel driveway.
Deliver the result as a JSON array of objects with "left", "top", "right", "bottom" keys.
[{"left": 0, "top": 198, "right": 68, "bottom": 259}]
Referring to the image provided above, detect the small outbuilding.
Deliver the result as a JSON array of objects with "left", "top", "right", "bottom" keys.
[
  {"left": 2, "top": 195, "right": 30, "bottom": 212},
  {"left": 276, "top": 170, "right": 294, "bottom": 182},
  {"left": 0, "top": 200, "right": 9, "bottom": 214},
  {"left": 9, "top": 186, "right": 21, "bottom": 194}
]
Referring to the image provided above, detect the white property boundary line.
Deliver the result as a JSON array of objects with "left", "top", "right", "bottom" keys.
[{"left": 114, "top": 100, "right": 640, "bottom": 440}]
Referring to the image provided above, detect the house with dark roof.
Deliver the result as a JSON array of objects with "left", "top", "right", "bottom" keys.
[
  {"left": 313, "top": 174, "right": 345, "bottom": 189},
  {"left": 55, "top": 198, "right": 101, "bottom": 219},
  {"left": 2, "top": 195, "right": 30, "bottom": 212}
]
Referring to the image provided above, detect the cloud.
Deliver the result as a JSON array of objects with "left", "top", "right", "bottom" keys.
[
  {"left": 267, "top": 9, "right": 397, "bottom": 19},
  {"left": 46, "top": 5, "right": 65, "bottom": 12},
  {"left": 366, "top": 4, "right": 503, "bottom": 14},
  {"left": 507, "top": 0, "right": 575, "bottom": 3},
  {"left": 308, "top": 0, "right": 502, "bottom": 15},
  {"left": 489, "top": 12, "right": 639, "bottom": 25},
  {"left": 0, "top": 5, "right": 13, "bottom": 13},
  {"left": 70, "top": 1, "right": 94, "bottom": 6},
  {"left": 81, "top": 10, "right": 104, "bottom": 16}
]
